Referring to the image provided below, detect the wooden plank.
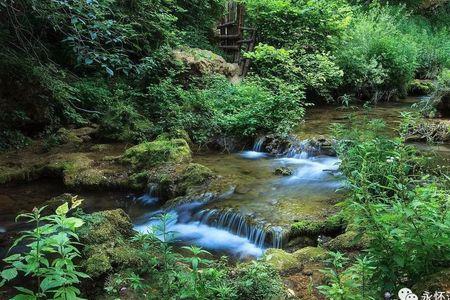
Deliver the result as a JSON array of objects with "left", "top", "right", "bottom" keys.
[
  {"left": 217, "top": 21, "right": 235, "bottom": 28},
  {"left": 219, "top": 45, "right": 240, "bottom": 50},
  {"left": 237, "top": 39, "right": 253, "bottom": 44},
  {"left": 218, "top": 34, "right": 241, "bottom": 40}
]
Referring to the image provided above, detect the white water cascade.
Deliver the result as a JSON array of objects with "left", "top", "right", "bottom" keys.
[{"left": 133, "top": 136, "right": 342, "bottom": 259}]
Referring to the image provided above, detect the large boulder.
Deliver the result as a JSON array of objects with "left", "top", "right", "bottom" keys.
[
  {"left": 121, "top": 137, "right": 191, "bottom": 169},
  {"left": 47, "top": 153, "right": 131, "bottom": 190},
  {"left": 78, "top": 209, "right": 145, "bottom": 278},
  {"left": 173, "top": 47, "right": 240, "bottom": 79},
  {"left": 408, "top": 79, "right": 435, "bottom": 96},
  {"left": 263, "top": 247, "right": 329, "bottom": 272},
  {"left": 263, "top": 248, "right": 300, "bottom": 272},
  {"left": 290, "top": 214, "right": 344, "bottom": 238},
  {"left": 325, "top": 230, "right": 371, "bottom": 252}
]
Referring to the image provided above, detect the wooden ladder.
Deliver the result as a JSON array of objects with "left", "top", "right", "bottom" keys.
[{"left": 217, "top": 1, "right": 256, "bottom": 76}]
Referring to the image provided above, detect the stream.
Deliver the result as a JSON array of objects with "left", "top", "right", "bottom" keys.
[{"left": 1, "top": 97, "right": 449, "bottom": 259}]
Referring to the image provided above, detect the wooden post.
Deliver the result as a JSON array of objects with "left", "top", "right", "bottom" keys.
[{"left": 218, "top": 1, "right": 256, "bottom": 74}]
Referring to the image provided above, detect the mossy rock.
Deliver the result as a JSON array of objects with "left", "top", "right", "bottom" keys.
[
  {"left": 79, "top": 209, "right": 146, "bottom": 278},
  {"left": 122, "top": 137, "right": 191, "bottom": 169},
  {"left": 179, "top": 163, "right": 214, "bottom": 194},
  {"left": 325, "top": 230, "right": 371, "bottom": 251},
  {"left": 408, "top": 79, "right": 435, "bottom": 96},
  {"left": 292, "top": 247, "right": 329, "bottom": 263},
  {"left": 107, "top": 245, "right": 145, "bottom": 269},
  {"left": 57, "top": 154, "right": 110, "bottom": 189},
  {"left": 0, "top": 165, "right": 44, "bottom": 184},
  {"left": 44, "top": 153, "right": 133, "bottom": 190},
  {"left": 79, "top": 209, "right": 134, "bottom": 246},
  {"left": 291, "top": 214, "right": 344, "bottom": 237},
  {"left": 84, "top": 251, "right": 112, "bottom": 278},
  {"left": 274, "top": 166, "right": 293, "bottom": 176},
  {"left": 173, "top": 47, "right": 240, "bottom": 78},
  {"left": 263, "top": 248, "right": 300, "bottom": 272},
  {"left": 56, "top": 128, "right": 83, "bottom": 144}
]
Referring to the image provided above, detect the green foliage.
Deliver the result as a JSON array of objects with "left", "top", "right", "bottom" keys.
[
  {"left": 122, "top": 137, "right": 191, "bottom": 169},
  {"left": 241, "top": 0, "right": 349, "bottom": 102},
  {"left": 99, "top": 101, "right": 155, "bottom": 143},
  {"left": 234, "top": 261, "right": 286, "bottom": 300},
  {"left": 348, "top": 184, "right": 450, "bottom": 291},
  {"left": 333, "top": 118, "right": 424, "bottom": 202},
  {"left": 145, "top": 75, "right": 305, "bottom": 144},
  {"left": 1, "top": 198, "right": 88, "bottom": 299},
  {"left": 175, "top": 0, "right": 226, "bottom": 50},
  {"left": 245, "top": 44, "right": 343, "bottom": 101},
  {"left": 401, "top": 17, "right": 450, "bottom": 79},
  {"left": 109, "top": 213, "right": 284, "bottom": 300},
  {"left": 1, "top": 0, "right": 224, "bottom": 75},
  {"left": 0, "top": 130, "right": 31, "bottom": 151},
  {"left": 0, "top": 54, "right": 84, "bottom": 144},
  {"left": 336, "top": 5, "right": 418, "bottom": 101},
  {"left": 318, "top": 252, "right": 377, "bottom": 300},
  {"left": 332, "top": 118, "right": 450, "bottom": 292},
  {"left": 242, "top": 0, "right": 351, "bottom": 50}
]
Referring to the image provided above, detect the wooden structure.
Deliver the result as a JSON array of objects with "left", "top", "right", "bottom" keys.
[{"left": 217, "top": 1, "right": 256, "bottom": 76}]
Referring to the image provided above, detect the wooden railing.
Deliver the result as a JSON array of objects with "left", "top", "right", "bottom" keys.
[{"left": 217, "top": 1, "right": 256, "bottom": 76}]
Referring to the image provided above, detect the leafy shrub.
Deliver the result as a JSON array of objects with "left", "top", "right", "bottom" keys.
[
  {"left": 0, "top": 54, "right": 86, "bottom": 147},
  {"left": 348, "top": 183, "right": 450, "bottom": 291},
  {"left": 234, "top": 261, "right": 285, "bottom": 300},
  {"left": 333, "top": 118, "right": 450, "bottom": 291},
  {"left": 98, "top": 101, "right": 154, "bottom": 143},
  {"left": 0, "top": 130, "right": 30, "bottom": 152},
  {"left": 332, "top": 118, "right": 424, "bottom": 202},
  {"left": 0, "top": 198, "right": 88, "bottom": 299},
  {"left": 242, "top": 0, "right": 351, "bottom": 51},
  {"left": 414, "top": 68, "right": 450, "bottom": 117},
  {"left": 175, "top": 0, "right": 226, "bottom": 50},
  {"left": 318, "top": 252, "right": 377, "bottom": 300},
  {"left": 404, "top": 21, "right": 450, "bottom": 79},
  {"left": 336, "top": 5, "right": 418, "bottom": 101},
  {"left": 245, "top": 44, "right": 343, "bottom": 101},
  {"left": 145, "top": 75, "right": 305, "bottom": 144}
]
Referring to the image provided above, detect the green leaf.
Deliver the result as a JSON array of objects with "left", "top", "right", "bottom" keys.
[
  {"left": 11, "top": 294, "right": 37, "bottom": 300},
  {"left": 56, "top": 202, "right": 69, "bottom": 216},
  {"left": 4, "top": 254, "right": 21, "bottom": 262},
  {"left": 65, "top": 217, "right": 84, "bottom": 229},
  {"left": 1, "top": 268, "right": 18, "bottom": 281},
  {"left": 40, "top": 276, "right": 64, "bottom": 292},
  {"left": 14, "top": 286, "right": 34, "bottom": 295}
]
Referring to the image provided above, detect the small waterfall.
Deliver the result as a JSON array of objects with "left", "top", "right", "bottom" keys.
[
  {"left": 253, "top": 137, "right": 266, "bottom": 152},
  {"left": 285, "top": 139, "right": 319, "bottom": 159},
  {"left": 271, "top": 226, "right": 284, "bottom": 248},
  {"left": 134, "top": 183, "right": 159, "bottom": 206},
  {"left": 241, "top": 137, "right": 268, "bottom": 159},
  {"left": 194, "top": 208, "right": 283, "bottom": 248}
]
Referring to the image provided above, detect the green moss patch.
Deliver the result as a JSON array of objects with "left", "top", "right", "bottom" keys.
[
  {"left": 122, "top": 137, "right": 191, "bottom": 169},
  {"left": 291, "top": 214, "right": 344, "bottom": 237},
  {"left": 78, "top": 209, "right": 147, "bottom": 278}
]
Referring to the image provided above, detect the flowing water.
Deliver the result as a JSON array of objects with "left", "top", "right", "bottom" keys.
[
  {"left": 2, "top": 96, "right": 448, "bottom": 259},
  {"left": 133, "top": 141, "right": 345, "bottom": 258}
]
